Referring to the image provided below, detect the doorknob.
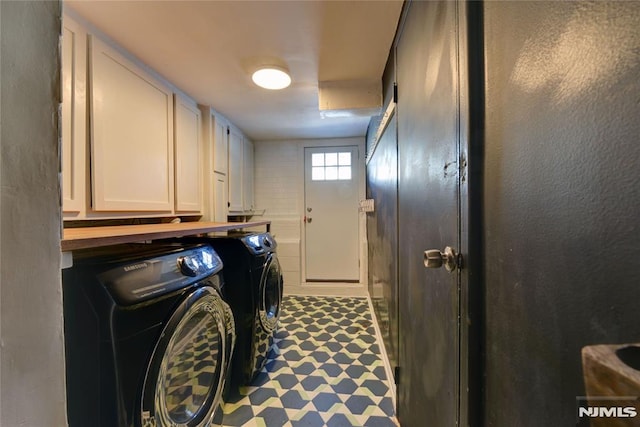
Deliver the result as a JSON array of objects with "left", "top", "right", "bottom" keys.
[
  {"left": 303, "top": 216, "right": 313, "bottom": 223},
  {"left": 424, "top": 246, "right": 458, "bottom": 272}
]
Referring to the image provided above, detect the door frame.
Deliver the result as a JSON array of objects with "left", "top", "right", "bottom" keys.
[
  {"left": 458, "top": 1, "right": 484, "bottom": 425},
  {"left": 297, "top": 137, "right": 367, "bottom": 295},
  {"left": 303, "top": 144, "right": 360, "bottom": 282}
]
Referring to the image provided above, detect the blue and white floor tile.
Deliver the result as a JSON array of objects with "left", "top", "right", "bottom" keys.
[{"left": 220, "top": 295, "right": 398, "bottom": 427}]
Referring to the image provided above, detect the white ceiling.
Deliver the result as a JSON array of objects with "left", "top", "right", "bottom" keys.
[{"left": 65, "top": 0, "right": 403, "bottom": 141}]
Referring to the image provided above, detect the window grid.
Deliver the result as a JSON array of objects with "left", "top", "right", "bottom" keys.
[{"left": 311, "top": 152, "right": 352, "bottom": 181}]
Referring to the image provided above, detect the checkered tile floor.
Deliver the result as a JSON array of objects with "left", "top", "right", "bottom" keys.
[{"left": 219, "top": 295, "right": 398, "bottom": 427}]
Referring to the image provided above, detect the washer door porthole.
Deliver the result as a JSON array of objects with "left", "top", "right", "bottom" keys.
[
  {"left": 142, "top": 287, "right": 227, "bottom": 427},
  {"left": 259, "top": 255, "right": 283, "bottom": 331}
]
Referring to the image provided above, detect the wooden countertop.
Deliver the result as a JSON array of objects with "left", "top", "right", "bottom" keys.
[{"left": 62, "top": 220, "right": 271, "bottom": 251}]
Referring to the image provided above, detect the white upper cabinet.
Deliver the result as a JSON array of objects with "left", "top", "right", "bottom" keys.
[
  {"left": 201, "top": 108, "right": 231, "bottom": 221},
  {"left": 213, "top": 114, "right": 228, "bottom": 175},
  {"left": 227, "top": 127, "right": 244, "bottom": 213},
  {"left": 61, "top": 14, "right": 254, "bottom": 221},
  {"left": 228, "top": 128, "right": 255, "bottom": 214},
  {"left": 213, "top": 173, "right": 228, "bottom": 222},
  {"left": 243, "top": 138, "right": 255, "bottom": 211},
  {"left": 61, "top": 17, "right": 86, "bottom": 216},
  {"left": 174, "top": 94, "right": 202, "bottom": 213},
  {"left": 89, "top": 35, "right": 174, "bottom": 212}
]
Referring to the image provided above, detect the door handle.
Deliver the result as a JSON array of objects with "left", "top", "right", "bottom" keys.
[
  {"left": 303, "top": 216, "right": 313, "bottom": 223},
  {"left": 424, "top": 246, "right": 458, "bottom": 272}
]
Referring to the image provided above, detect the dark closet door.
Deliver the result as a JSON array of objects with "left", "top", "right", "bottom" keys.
[{"left": 396, "top": 1, "right": 468, "bottom": 425}]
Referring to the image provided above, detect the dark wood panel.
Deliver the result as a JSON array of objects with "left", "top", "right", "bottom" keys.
[{"left": 396, "top": 1, "right": 461, "bottom": 425}]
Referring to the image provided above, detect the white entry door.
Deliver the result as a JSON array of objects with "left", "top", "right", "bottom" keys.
[{"left": 304, "top": 146, "right": 359, "bottom": 282}]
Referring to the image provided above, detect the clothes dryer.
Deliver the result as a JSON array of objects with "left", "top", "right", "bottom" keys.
[
  {"left": 178, "top": 232, "right": 283, "bottom": 390},
  {"left": 62, "top": 243, "right": 235, "bottom": 427}
]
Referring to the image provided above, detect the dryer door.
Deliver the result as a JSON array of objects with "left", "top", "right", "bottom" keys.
[
  {"left": 140, "top": 285, "right": 230, "bottom": 427},
  {"left": 258, "top": 254, "right": 283, "bottom": 332}
]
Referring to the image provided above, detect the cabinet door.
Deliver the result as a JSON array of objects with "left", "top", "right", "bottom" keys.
[
  {"left": 227, "top": 128, "right": 244, "bottom": 212},
  {"left": 61, "top": 17, "right": 86, "bottom": 214},
  {"left": 89, "top": 35, "right": 174, "bottom": 212},
  {"left": 213, "top": 115, "right": 228, "bottom": 175},
  {"left": 213, "top": 173, "right": 228, "bottom": 222},
  {"left": 174, "top": 94, "right": 202, "bottom": 212},
  {"left": 243, "top": 138, "right": 254, "bottom": 211}
]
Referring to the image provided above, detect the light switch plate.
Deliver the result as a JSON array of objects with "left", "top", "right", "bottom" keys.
[{"left": 359, "top": 199, "right": 375, "bottom": 212}]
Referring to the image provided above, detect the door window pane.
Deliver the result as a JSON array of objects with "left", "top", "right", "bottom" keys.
[
  {"left": 325, "top": 152, "right": 338, "bottom": 166},
  {"left": 325, "top": 166, "right": 338, "bottom": 180},
  {"left": 312, "top": 153, "right": 325, "bottom": 166},
  {"left": 338, "top": 152, "right": 351, "bottom": 166},
  {"left": 312, "top": 167, "right": 325, "bottom": 181},
  {"left": 338, "top": 166, "right": 351, "bottom": 180}
]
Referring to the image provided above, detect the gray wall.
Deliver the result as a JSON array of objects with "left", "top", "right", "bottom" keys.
[
  {"left": 366, "top": 50, "right": 399, "bottom": 373},
  {"left": 483, "top": 2, "right": 640, "bottom": 425},
  {"left": 1, "top": 1, "right": 67, "bottom": 426},
  {"left": 366, "top": 116, "right": 398, "bottom": 371}
]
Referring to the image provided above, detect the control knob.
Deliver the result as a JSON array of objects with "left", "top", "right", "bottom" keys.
[{"left": 177, "top": 256, "right": 199, "bottom": 277}]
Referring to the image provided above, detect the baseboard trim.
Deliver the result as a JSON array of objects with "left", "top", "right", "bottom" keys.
[
  {"left": 285, "top": 282, "right": 368, "bottom": 297},
  {"left": 367, "top": 295, "right": 397, "bottom": 410}
]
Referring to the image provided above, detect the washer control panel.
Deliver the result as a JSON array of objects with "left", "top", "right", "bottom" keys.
[
  {"left": 98, "top": 245, "right": 223, "bottom": 306},
  {"left": 241, "top": 233, "right": 277, "bottom": 254},
  {"left": 177, "top": 246, "right": 221, "bottom": 277}
]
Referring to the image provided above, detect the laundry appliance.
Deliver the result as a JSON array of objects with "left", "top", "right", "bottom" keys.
[
  {"left": 177, "top": 232, "right": 284, "bottom": 391},
  {"left": 62, "top": 243, "right": 235, "bottom": 427}
]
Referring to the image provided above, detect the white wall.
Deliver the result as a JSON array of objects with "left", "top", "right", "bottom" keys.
[
  {"left": 0, "top": 1, "right": 67, "bottom": 426},
  {"left": 254, "top": 137, "right": 367, "bottom": 296},
  {"left": 254, "top": 141, "right": 302, "bottom": 291}
]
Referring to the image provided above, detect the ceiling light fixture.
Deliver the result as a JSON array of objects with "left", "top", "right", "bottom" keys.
[{"left": 252, "top": 66, "right": 291, "bottom": 90}]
